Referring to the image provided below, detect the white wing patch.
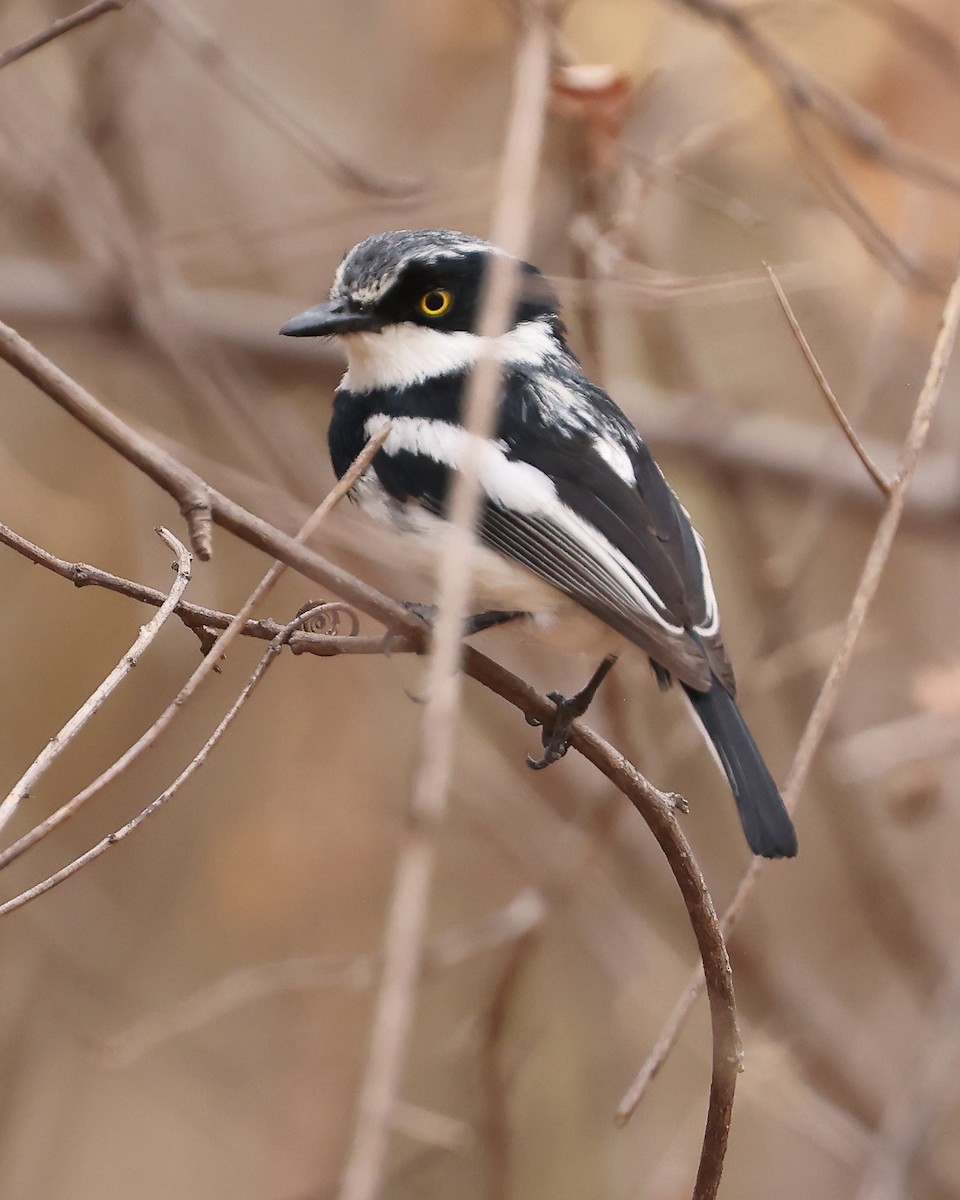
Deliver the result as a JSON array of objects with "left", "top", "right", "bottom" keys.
[
  {"left": 691, "top": 528, "right": 720, "bottom": 637},
  {"left": 342, "top": 319, "right": 555, "bottom": 391},
  {"left": 529, "top": 375, "right": 596, "bottom": 434},
  {"left": 362, "top": 413, "right": 682, "bottom": 636},
  {"left": 592, "top": 436, "right": 636, "bottom": 485},
  {"left": 364, "top": 414, "right": 557, "bottom": 513}
]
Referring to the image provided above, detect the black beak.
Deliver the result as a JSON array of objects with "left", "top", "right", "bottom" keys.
[{"left": 279, "top": 299, "right": 381, "bottom": 337}]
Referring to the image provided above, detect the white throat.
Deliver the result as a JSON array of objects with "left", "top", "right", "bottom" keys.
[{"left": 339, "top": 319, "right": 556, "bottom": 392}]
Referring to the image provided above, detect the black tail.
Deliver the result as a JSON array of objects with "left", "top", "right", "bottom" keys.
[{"left": 682, "top": 677, "right": 798, "bottom": 859}]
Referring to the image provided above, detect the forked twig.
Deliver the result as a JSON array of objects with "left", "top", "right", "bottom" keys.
[
  {"left": 617, "top": 264, "right": 960, "bottom": 1126},
  {"left": 0, "top": 428, "right": 388, "bottom": 876},
  {"left": 0, "top": 528, "right": 190, "bottom": 839},
  {"left": 0, "top": 601, "right": 331, "bottom": 919}
]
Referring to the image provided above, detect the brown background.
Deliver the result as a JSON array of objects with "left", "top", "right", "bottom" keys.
[{"left": 2, "top": 1, "right": 960, "bottom": 1198}]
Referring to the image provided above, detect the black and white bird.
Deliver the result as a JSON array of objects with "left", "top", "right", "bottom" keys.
[{"left": 280, "top": 229, "right": 797, "bottom": 859}]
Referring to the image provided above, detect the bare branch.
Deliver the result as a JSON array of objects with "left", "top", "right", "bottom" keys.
[
  {"left": 0, "top": 600, "right": 333, "bottom": 920},
  {"left": 336, "top": 8, "right": 554, "bottom": 1199},
  {"left": 0, "top": 0, "right": 125, "bottom": 71},
  {"left": 142, "top": 0, "right": 422, "bottom": 198},
  {"left": 0, "top": 217, "right": 740, "bottom": 1200},
  {"left": 0, "top": 319, "right": 215, "bottom": 559},
  {"left": 671, "top": 0, "right": 959, "bottom": 285},
  {"left": 99, "top": 889, "right": 546, "bottom": 1068},
  {"left": 0, "top": 528, "right": 190, "bottom": 839},
  {"left": 617, "top": 263, "right": 960, "bottom": 1126},
  {"left": 0, "top": 429, "right": 388, "bottom": 876},
  {"left": 764, "top": 264, "right": 891, "bottom": 496}
]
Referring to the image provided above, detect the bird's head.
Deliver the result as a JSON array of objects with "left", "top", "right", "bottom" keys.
[{"left": 279, "top": 228, "right": 563, "bottom": 391}]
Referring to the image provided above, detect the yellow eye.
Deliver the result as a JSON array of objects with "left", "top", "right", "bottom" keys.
[{"left": 419, "top": 288, "right": 452, "bottom": 318}]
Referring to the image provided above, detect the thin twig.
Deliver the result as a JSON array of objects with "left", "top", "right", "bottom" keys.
[
  {"left": 0, "top": 235, "right": 740, "bottom": 1200},
  {"left": 764, "top": 265, "right": 891, "bottom": 496},
  {"left": 0, "top": 521, "right": 279, "bottom": 642},
  {"left": 0, "top": 0, "right": 124, "bottom": 70},
  {"left": 0, "top": 319, "right": 215, "bottom": 560},
  {"left": 0, "top": 430, "right": 388, "bottom": 875},
  {"left": 617, "top": 263, "right": 960, "bottom": 1126},
  {"left": 855, "top": 950, "right": 960, "bottom": 1200},
  {"left": 336, "top": 9, "right": 554, "bottom": 1200},
  {"left": 142, "top": 0, "right": 421, "bottom": 198},
  {"left": 0, "top": 521, "right": 401, "bottom": 655},
  {"left": 0, "top": 528, "right": 190, "bottom": 839},
  {"left": 670, "top": 0, "right": 957, "bottom": 285},
  {"left": 99, "top": 889, "right": 546, "bottom": 1068},
  {"left": 0, "top": 601, "right": 330, "bottom": 920}
]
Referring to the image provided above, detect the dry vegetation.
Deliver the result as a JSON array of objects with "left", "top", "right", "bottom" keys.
[{"left": 2, "top": 1, "right": 960, "bottom": 1198}]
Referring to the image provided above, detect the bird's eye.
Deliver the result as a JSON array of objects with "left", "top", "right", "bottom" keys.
[{"left": 418, "top": 288, "right": 452, "bottom": 318}]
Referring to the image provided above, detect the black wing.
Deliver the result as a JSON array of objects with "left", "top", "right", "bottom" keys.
[
  {"left": 331, "top": 368, "right": 733, "bottom": 693},
  {"left": 490, "top": 371, "right": 733, "bottom": 691}
]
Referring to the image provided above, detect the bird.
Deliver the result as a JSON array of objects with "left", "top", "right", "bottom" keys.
[{"left": 280, "top": 228, "right": 798, "bottom": 859}]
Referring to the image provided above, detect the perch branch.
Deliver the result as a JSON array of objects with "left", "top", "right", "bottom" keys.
[
  {"left": 0, "top": 169, "right": 741, "bottom": 1200},
  {"left": 0, "top": 303, "right": 741, "bottom": 1200},
  {"left": 0, "top": 335, "right": 742, "bottom": 1200}
]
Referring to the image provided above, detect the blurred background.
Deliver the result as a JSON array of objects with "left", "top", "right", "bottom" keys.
[{"left": 2, "top": 1, "right": 960, "bottom": 1197}]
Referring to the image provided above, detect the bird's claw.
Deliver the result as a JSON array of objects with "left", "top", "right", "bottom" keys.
[{"left": 525, "top": 690, "right": 579, "bottom": 770}]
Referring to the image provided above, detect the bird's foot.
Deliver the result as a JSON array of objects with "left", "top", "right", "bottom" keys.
[
  {"left": 526, "top": 655, "right": 618, "bottom": 770},
  {"left": 463, "top": 609, "right": 529, "bottom": 636},
  {"left": 402, "top": 602, "right": 529, "bottom": 638}
]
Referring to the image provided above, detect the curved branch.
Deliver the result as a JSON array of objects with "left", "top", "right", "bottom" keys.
[
  {"left": 0, "top": 327, "right": 739, "bottom": 1198},
  {"left": 617, "top": 263, "right": 960, "bottom": 1127}
]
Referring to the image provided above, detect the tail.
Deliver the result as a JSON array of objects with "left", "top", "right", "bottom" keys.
[{"left": 682, "top": 677, "right": 798, "bottom": 859}]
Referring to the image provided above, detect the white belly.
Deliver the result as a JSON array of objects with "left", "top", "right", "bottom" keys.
[{"left": 350, "top": 474, "right": 622, "bottom": 659}]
